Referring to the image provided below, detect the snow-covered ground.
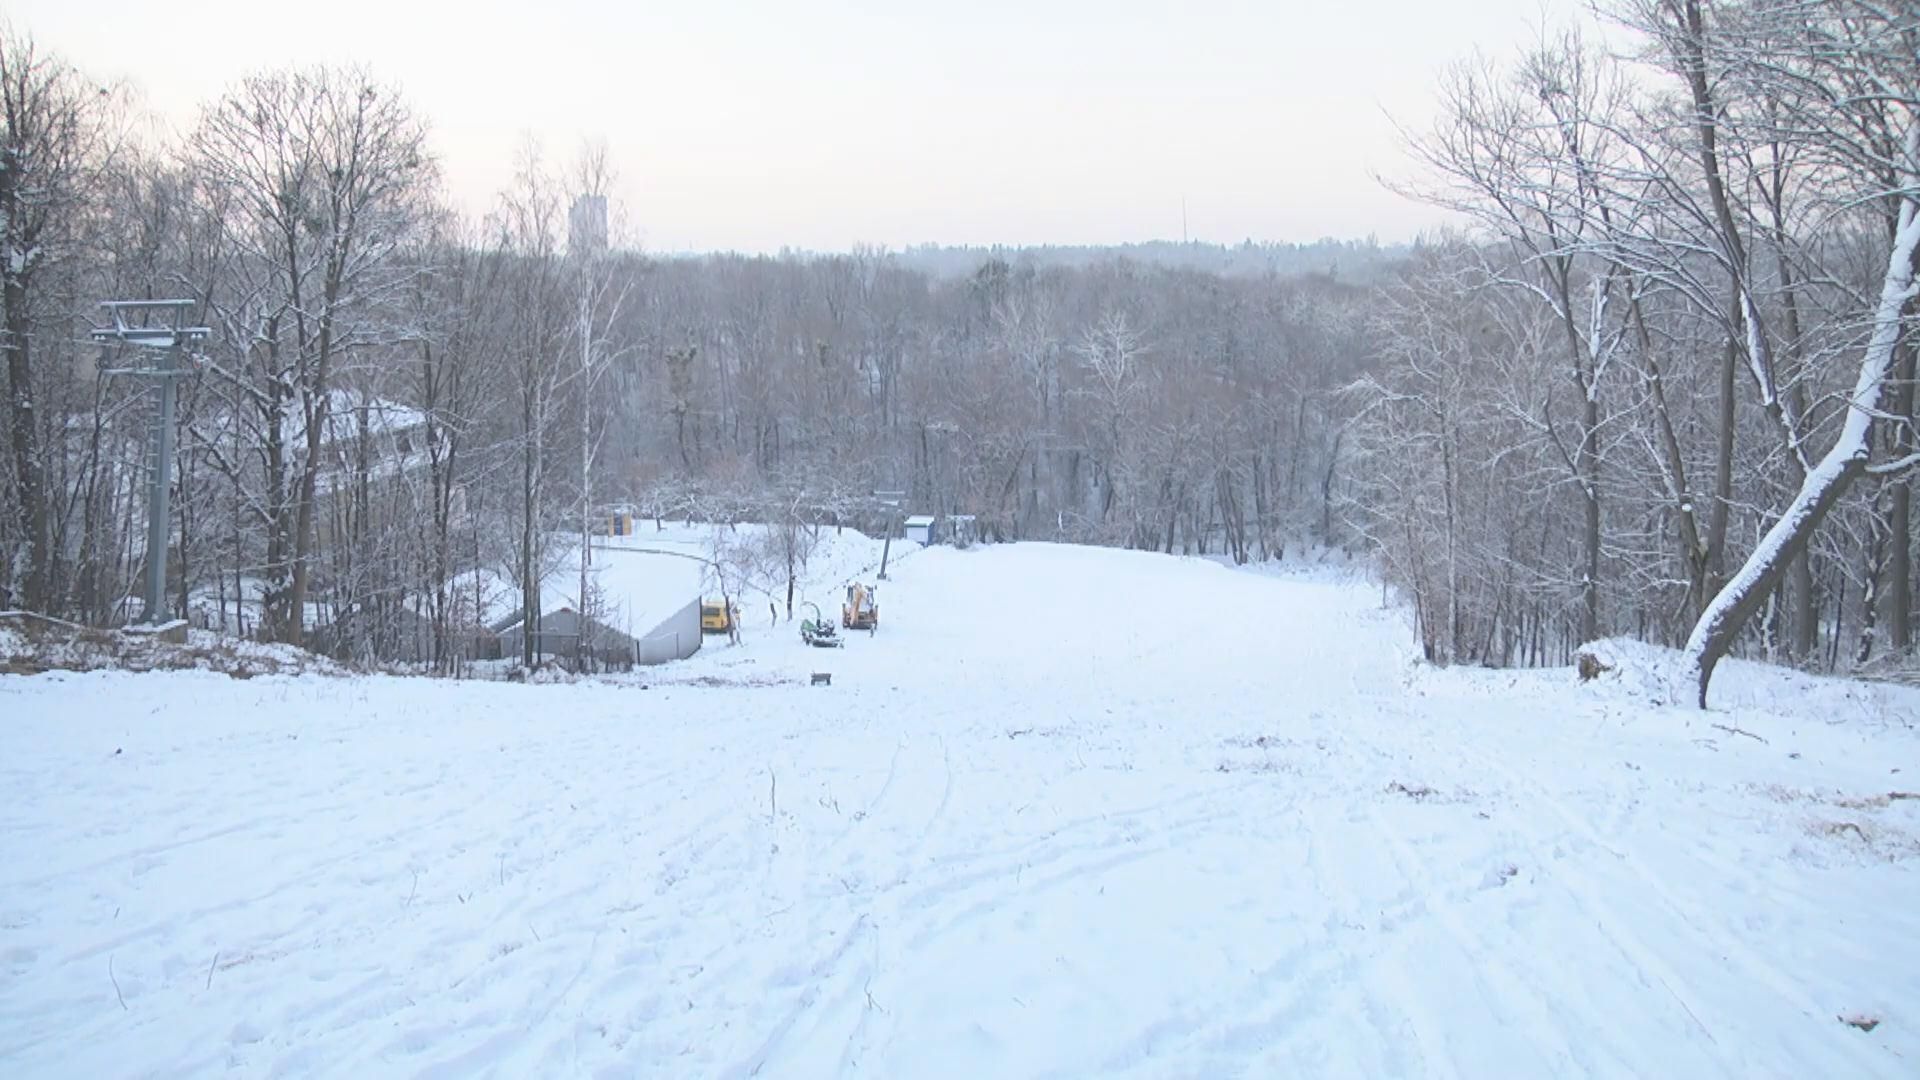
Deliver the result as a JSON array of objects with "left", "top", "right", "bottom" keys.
[{"left": 4, "top": 543, "right": 1918, "bottom": 1077}]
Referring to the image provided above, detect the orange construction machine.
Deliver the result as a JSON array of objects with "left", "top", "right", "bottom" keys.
[{"left": 842, "top": 582, "right": 879, "bottom": 631}]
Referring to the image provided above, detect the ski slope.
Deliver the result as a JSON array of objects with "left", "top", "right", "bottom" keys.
[{"left": 4, "top": 542, "right": 1919, "bottom": 1077}]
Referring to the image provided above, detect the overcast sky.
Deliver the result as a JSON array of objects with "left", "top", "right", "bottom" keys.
[{"left": 13, "top": 0, "right": 1585, "bottom": 254}]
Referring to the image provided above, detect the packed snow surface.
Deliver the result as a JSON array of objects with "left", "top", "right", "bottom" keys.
[{"left": 4, "top": 542, "right": 1919, "bottom": 1077}]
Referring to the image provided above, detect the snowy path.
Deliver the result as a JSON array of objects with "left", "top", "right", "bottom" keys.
[{"left": 3, "top": 544, "right": 1918, "bottom": 1077}]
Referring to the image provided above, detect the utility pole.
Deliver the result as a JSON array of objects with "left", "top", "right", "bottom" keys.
[
  {"left": 874, "top": 489, "right": 905, "bottom": 580},
  {"left": 91, "top": 300, "right": 209, "bottom": 625}
]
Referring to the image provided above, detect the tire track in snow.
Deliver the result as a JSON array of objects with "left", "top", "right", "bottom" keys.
[
  {"left": 1639, "top": 804, "right": 1920, "bottom": 980},
  {"left": 740, "top": 780, "right": 1277, "bottom": 1078},
  {"left": 1367, "top": 801, "right": 1629, "bottom": 1076},
  {"left": 1082, "top": 934, "right": 1347, "bottom": 1077},
  {"left": 285, "top": 765, "right": 743, "bottom": 1074},
  {"left": 1078, "top": 786, "right": 1377, "bottom": 1075},
  {"left": 702, "top": 742, "right": 957, "bottom": 1079},
  {"left": 899, "top": 841, "right": 1170, "bottom": 954},
  {"left": 882, "top": 797, "right": 1246, "bottom": 937},
  {"left": 728, "top": 913, "right": 873, "bottom": 1079},
  {"left": 1472, "top": 750, "right": 1898, "bottom": 1076},
  {"left": 1298, "top": 795, "right": 1452, "bottom": 1080},
  {"left": 824, "top": 739, "right": 905, "bottom": 854}
]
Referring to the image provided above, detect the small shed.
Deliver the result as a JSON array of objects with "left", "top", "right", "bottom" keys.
[{"left": 904, "top": 515, "right": 936, "bottom": 545}]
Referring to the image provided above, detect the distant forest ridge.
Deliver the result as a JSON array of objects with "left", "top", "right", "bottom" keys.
[{"left": 658, "top": 238, "right": 1412, "bottom": 282}]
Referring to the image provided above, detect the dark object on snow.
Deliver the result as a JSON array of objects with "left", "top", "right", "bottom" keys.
[
  {"left": 811, "top": 672, "right": 832, "bottom": 686},
  {"left": 1576, "top": 650, "right": 1612, "bottom": 682}
]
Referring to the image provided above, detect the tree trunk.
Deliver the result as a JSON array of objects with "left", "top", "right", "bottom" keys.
[
  {"left": 1707, "top": 337, "right": 1736, "bottom": 598},
  {"left": 1788, "top": 550, "right": 1818, "bottom": 664},
  {"left": 522, "top": 395, "right": 542, "bottom": 669},
  {"left": 284, "top": 391, "right": 329, "bottom": 648},
  {"left": 1858, "top": 503, "right": 1887, "bottom": 665},
  {"left": 1320, "top": 425, "right": 1344, "bottom": 542},
  {"left": 1580, "top": 387, "right": 1601, "bottom": 644},
  {"left": 1636, "top": 305, "right": 1708, "bottom": 626},
  {"left": 1887, "top": 336, "right": 1916, "bottom": 652},
  {"left": 2, "top": 273, "right": 45, "bottom": 612}
]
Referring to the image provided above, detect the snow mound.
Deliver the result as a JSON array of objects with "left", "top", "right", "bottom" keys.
[
  {"left": 1571, "top": 637, "right": 1690, "bottom": 706},
  {"left": 0, "top": 613, "right": 345, "bottom": 678},
  {"left": 1571, "top": 637, "right": 1920, "bottom": 724},
  {"left": 1212, "top": 543, "right": 1371, "bottom": 585},
  {"left": 1409, "top": 634, "right": 1920, "bottom": 732}
]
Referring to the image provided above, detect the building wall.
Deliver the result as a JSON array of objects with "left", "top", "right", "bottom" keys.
[
  {"left": 497, "top": 599, "right": 702, "bottom": 669},
  {"left": 499, "top": 607, "right": 633, "bottom": 668},
  {"left": 633, "top": 597, "right": 703, "bottom": 665}
]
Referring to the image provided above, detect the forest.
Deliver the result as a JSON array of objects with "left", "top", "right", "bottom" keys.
[{"left": 2, "top": 0, "right": 1916, "bottom": 704}]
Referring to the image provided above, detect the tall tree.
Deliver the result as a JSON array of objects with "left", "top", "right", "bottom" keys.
[
  {"left": 1670, "top": 0, "right": 1920, "bottom": 703},
  {"left": 0, "top": 25, "right": 106, "bottom": 612},
  {"left": 190, "top": 67, "right": 432, "bottom": 644}
]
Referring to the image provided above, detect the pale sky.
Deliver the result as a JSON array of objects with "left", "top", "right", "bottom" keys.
[{"left": 14, "top": 0, "right": 1584, "bottom": 254}]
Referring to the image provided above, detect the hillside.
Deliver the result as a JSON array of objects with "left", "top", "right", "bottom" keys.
[{"left": 3, "top": 543, "right": 1918, "bottom": 1077}]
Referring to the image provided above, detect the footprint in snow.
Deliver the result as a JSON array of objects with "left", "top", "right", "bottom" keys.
[
  {"left": 230, "top": 1021, "right": 265, "bottom": 1046},
  {"left": 1478, "top": 864, "right": 1519, "bottom": 890}
]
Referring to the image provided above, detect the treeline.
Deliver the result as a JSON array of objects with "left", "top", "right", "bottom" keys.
[
  {"left": 623, "top": 251, "right": 1370, "bottom": 556},
  {"left": 880, "top": 239, "right": 1407, "bottom": 283},
  {"left": 0, "top": 26, "right": 1371, "bottom": 670},
  {"left": 1346, "top": 1, "right": 1920, "bottom": 700},
  {"left": 5, "top": 1, "right": 1917, "bottom": 703}
]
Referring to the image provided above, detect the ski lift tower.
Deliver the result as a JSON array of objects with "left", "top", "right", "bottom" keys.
[{"left": 90, "top": 300, "right": 209, "bottom": 625}]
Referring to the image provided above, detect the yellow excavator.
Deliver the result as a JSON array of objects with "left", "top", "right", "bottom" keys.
[{"left": 842, "top": 582, "right": 878, "bottom": 631}]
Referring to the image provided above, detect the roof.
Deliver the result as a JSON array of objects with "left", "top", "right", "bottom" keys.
[
  {"left": 281, "top": 391, "right": 431, "bottom": 451},
  {"left": 904, "top": 515, "right": 936, "bottom": 526}
]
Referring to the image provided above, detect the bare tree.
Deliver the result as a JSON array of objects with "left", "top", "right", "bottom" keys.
[
  {"left": 1684, "top": 103, "right": 1920, "bottom": 702},
  {"left": 191, "top": 66, "right": 432, "bottom": 645},
  {"left": 0, "top": 25, "right": 109, "bottom": 612},
  {"left": 490, "top": 140, "right": 573, "bottom": 668}
]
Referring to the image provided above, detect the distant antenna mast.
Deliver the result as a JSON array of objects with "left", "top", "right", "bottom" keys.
[{"left": 91, "top": 300, "right": 209, "bottom": 624}]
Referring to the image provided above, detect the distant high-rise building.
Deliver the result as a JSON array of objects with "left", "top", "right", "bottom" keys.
[{"left": 569, "top": 194, "right": 608, "bottom": 259}]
